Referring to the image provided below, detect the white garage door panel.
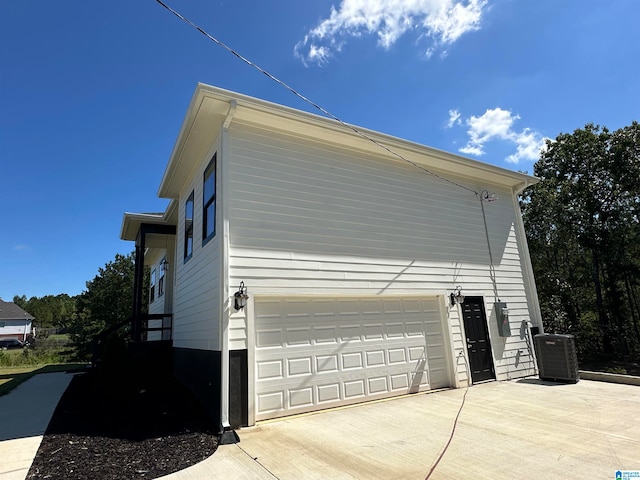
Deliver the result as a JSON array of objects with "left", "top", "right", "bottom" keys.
[{"left": 255, "top": 297, "right": 449, "bottom": 421}]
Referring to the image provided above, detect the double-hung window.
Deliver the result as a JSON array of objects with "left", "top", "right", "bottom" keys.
[
  {"left": 203, "top": 153, "right": 216, "bottom": 245},
  {"left": 184, "top": 191, "right": 194, "bottom": 260}
]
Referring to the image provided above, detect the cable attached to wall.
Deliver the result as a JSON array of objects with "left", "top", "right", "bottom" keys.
[
  {"left": 152, "top": 9, "right": 511, "bottom": 469},
  {"left": 153, "top": 0, "right": 479, "bottom": 197},
  {"left": 478, "top": 190, "right": 500, "bottom": 302},
  {"left": 522, "top": 320, "right": 538, "bottom": 375}
]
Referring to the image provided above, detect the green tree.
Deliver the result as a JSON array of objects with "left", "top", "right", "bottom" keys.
[
  {"left": 12, "top": 293, "right": 77, "bottom": 331},
  {"left": 12, "top": 295, "right": 27, "bottom": 308},
  {"left": 521, "top": 122, "right": 640, "bottom": 358},
  {"left": 68, "top": 252, "right": 142, "bottom": 358}
]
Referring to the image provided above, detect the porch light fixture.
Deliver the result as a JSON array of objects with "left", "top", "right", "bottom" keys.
[
  {"left": 160, "top": 257, "right": 169, "bottom": 273},
  {"left": 234, "top": 281, "right": 249, "bottom": 311},
  {"left": 161, "top": 237, "right": 170, "bottom": 273},
  {"left": 450, "top": 286, "right": 465, "bottom": 306}
]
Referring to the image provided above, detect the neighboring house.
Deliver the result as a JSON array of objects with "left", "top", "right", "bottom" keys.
[
  {"left": 0, "top": 298, "right": 34, "bottom": 342},
  {"left": 121, "top": 83, "right": 543, "bottom": 435}
]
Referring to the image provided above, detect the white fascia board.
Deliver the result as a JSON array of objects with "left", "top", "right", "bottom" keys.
[
  {"left": 120, "top": 200, "right": 176, "bottom": 241},
  {"left": 156, "top": 83, "right": 540, "bottom": 199},
  {"left": 120, "top": 213, "right": 163, "bottom": 241},
  {"left": 157, "top": 84, "right": 229, "bottom": 199}
]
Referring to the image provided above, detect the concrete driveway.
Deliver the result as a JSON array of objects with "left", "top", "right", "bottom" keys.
[{"left": 218, "top": 379, "right": 640, "bottom": 480}]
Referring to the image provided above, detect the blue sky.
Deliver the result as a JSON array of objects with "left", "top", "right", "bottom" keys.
[{"left": 1, "top": 0, "right": 638, "bottom": 300}]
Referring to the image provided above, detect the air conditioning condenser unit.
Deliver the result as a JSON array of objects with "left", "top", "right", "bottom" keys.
[{"left": 534, "top": 333, "right": 579, "bottom": 383}]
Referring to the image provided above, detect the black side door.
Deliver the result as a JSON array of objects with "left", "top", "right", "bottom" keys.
[{"left": 462, "top": 296, "right": 495, "bottom": 383}]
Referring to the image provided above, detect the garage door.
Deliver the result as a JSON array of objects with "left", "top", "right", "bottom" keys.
[{"left": 254, "top": 296, "right": 450, "bottom": 421}]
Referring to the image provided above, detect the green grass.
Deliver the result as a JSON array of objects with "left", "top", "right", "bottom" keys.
[
  {"left": 47, "top": 333, "right": 70, "bottom": 342},
  {"left": 0, "top": 363, "right": 89, "bottom": 397},
  {"left": 0, "top": 345, "right": 73, "bottom": 368}
]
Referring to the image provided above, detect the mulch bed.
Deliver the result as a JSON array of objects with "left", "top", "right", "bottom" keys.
[{"left": 27, "top": 369, "right": 218, "bottom": 480}]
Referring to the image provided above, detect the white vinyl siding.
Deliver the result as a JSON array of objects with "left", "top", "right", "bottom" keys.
[
  {"left": 227, "top": 125, "right": 536, "bottom": 383},
  {"left": 172, "top": 141, "right": 222, "bottom": 351},
  {"left": 0, "top": 320, "right": 32, "bottom": 337}
]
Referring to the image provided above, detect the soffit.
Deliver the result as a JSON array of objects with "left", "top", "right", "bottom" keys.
[{"left": 120, "top": 200, "right": 177, "bottom": 241}]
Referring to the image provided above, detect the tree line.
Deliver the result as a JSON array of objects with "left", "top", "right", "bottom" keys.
[
  {"left": 13, "top": 253, "right": 145, "bottom": 359},
  {"left": 13, "top": 293, "right": 76, "bottom": 330},
  {"left": 521, "top": 121, "right": 640, "bottom": 360}
]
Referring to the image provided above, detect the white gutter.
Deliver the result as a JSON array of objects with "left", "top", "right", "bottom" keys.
[{"left": 219, "top": 100, "right": 237, "bottom": 431}]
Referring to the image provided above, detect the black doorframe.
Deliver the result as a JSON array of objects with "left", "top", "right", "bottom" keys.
[{"left": 461, "top": 296, "right": 495, "bottom": 383}]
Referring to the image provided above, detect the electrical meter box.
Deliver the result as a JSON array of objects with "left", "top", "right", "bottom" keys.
[{"left": 495, "top": 301, "right": 511, "bottom": 337}]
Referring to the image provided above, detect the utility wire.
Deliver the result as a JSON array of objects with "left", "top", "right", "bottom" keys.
[
  {"left": 153, "top": 0, "right": 478, "bottom": 196},
  {"left": 153, "top": 9, "right": 497, "bottom": 476}
]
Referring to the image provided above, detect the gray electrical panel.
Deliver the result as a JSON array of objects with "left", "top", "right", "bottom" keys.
[{"left": 495, "top": 301, "right": 511, "bottom": 337}]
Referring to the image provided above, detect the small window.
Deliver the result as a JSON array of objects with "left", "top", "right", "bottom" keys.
[
  {"left": 184, "top": 191, "right": 194, "bottom": 260},
  {"left": 203, "top": 154, "right": 216, "bottom": 245},
  {"left": 150, "top": 268, "right": 157, "bottom": 303},
  {"left": 158, "top": 258, "right": 166, "bottom": 297}
]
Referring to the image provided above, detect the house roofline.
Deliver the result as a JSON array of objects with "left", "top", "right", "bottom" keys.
[
  {"left": 120, "top": 199, "right": 177, "bottom": 241},
  {"left": 157, "top": 83, "right": 540, "bottom": 199},
  {"left": 0, "top": 299, "right": 35, "bottom": 321}
]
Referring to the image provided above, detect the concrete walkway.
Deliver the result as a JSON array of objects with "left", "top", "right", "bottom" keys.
[
  {"left": 0, "top": 372, "right": 75, "bottom": 480},
  {"left": 160, "top": 378, "right": 640, "bottom": 480}
]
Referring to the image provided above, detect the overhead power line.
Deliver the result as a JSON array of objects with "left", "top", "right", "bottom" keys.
[{"left": 153, "top": 0, "right": 478, "bottom": 196}]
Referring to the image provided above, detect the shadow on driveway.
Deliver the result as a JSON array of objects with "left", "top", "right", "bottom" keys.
[{"left": 0, "top": 370, "right": 76, "bottom": 441}]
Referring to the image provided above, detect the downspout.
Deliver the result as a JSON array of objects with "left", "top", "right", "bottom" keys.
[{"left": 219, "top": 100, "right": 237, "bottom": 440}]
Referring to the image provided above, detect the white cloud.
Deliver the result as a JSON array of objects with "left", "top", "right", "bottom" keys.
[
  {"left": 295, "top": 0, "right": 488, "bottom": 65},
  {"left": 308, "top": 45, "right": 332, "bottom": 65},
  {"left": 13, "top": 244, "right": 31, "bottom": 252},
  {"left": 455, "top": 107, "right": 547, "bottom": 164},
  {"left": 506, "top": 128, "right": 546, "bottom": 164},
  {"left": 446, "top": 109, "right": 462, "bottom": 128},
  {"left": 458, "top": 144, "right": 484, "bottom": 156}
]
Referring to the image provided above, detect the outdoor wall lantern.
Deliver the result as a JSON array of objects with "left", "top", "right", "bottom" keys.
[
  {"left": 234, "top": 281, "right": 249, "bottom": 311},
  {"left": 160, "top": 258, "right": 169, "bottom": 273},
  {"left": 450, "top": 286, "right": 465, "bottom": 306}
]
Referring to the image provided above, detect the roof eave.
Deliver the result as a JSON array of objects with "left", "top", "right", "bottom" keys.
[{"left": 156, "top": 83, "right": 540, "bottom": 198}]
